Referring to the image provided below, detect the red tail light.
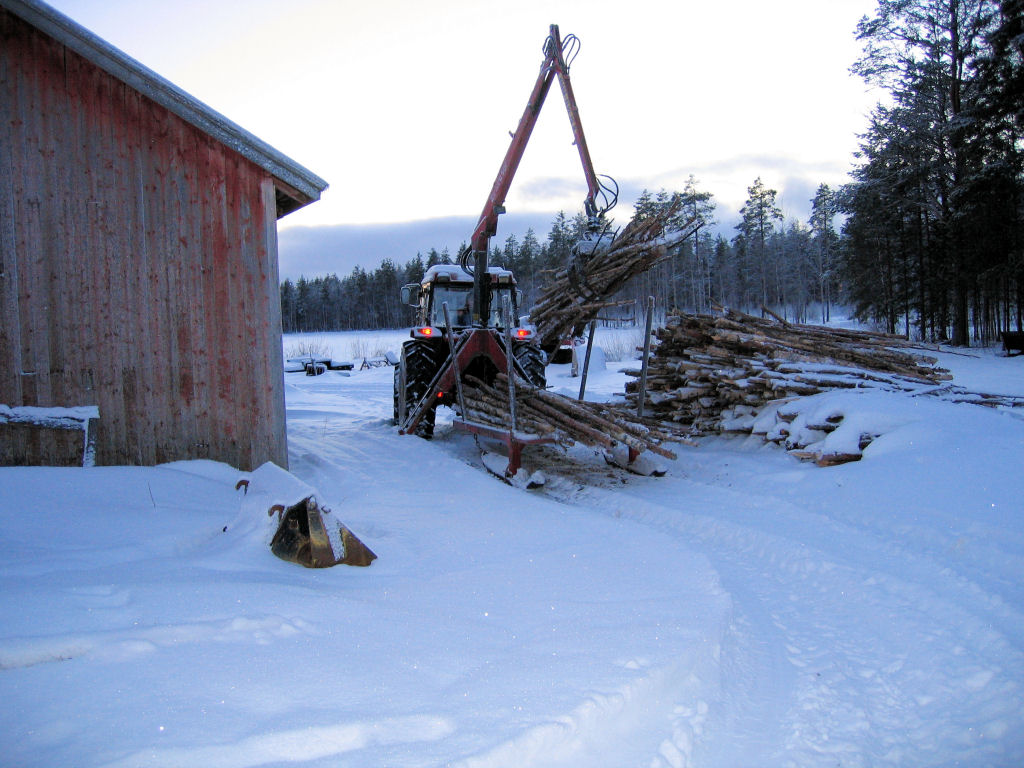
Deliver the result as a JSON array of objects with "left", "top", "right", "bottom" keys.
[
  {"left": 515, "top": 328, "right": 534, "bottom": 339},
  {"left": 414, "top": 326, "right": 436, "bottom": 338}
]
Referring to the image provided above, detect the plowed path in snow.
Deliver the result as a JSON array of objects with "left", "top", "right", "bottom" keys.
[
  {"left": 287, "top": 358, "right": 1024, "bottom": 767},
  {"left": 533, "top": 435, "right": 1024, "bottom": 766}
]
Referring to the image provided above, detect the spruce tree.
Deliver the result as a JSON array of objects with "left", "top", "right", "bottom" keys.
[
  {"left": 809, "top": 184, "right": 840, "bottom": 322},
  {"left": 736, "top": 178, "right": 783, "bottom": 314}
]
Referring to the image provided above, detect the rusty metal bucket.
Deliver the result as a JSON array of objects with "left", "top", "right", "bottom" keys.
[{"left": 268, "top": 496, "right": 376, "bottom": 568}]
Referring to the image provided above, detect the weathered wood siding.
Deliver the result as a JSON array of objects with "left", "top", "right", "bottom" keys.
[{"left": 0, "top": 8, "right": 288, "bottom": 470}]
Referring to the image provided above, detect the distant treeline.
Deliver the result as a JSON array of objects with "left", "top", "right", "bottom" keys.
[
  {"left": 282, "top": 1, "right": 1024, "bottom": 346},
  {"left": 279, "top": 182, "right": 847, "bottom": 335}
]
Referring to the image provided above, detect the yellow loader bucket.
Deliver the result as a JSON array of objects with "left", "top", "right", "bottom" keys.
[{"left": 269, "top": 496, "right": 377, "bottom": 568}]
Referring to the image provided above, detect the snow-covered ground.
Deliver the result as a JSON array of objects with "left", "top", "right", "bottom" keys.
[{"left": 2, "top": 329, "right": 1023, "bottom": 767}]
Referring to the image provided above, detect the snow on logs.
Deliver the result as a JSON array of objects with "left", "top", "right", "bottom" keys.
[
  {"left": 530, "top": 200, "right": 701, "bottom": 352},
  {"left": 622, "top": 307, "right": 952, "bottom": 465},
  {"left": 460, "top": 374, "right": 683, "bottom": 460}
]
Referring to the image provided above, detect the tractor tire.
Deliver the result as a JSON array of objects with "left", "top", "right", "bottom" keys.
[
  {"left": 392, "top": 363, "right": 402, "bottom": 426},
  {"left": 397, "top": 339, "right": 442, "bottom": 438},
  {"left": 513, "top": 342, "right": 547, "bottom": 388}
]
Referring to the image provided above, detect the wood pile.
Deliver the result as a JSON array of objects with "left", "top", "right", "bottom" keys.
[
  {"left": 751, "top": 398, "right": 882, "bottom": 467},
  {"left": 530, "top": 201, "right": 701, "bottom": 352},
  {"left": 623, "top": 307, "right": 952, "bottom": 435},
  {"left": 460, "top": 373, "right": 682, "bottom": 460}
]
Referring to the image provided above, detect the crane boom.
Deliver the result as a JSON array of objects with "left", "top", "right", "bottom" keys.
[
  {"left": 469, "top": 25, "right": 603, "bottom": 254},
  {"left": 464, "top": 24, "right": 614, "bottom": 326}
]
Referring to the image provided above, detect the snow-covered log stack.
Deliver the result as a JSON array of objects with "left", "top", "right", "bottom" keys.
[
  {"left": 530, "top": 201, "right": 701, "bottom": 352},
  {"left": 623, "top": 308, "right": 952, "bottom": 435},
  {"left": 461, "top": 374, "right": 682, "bottom": 460}
]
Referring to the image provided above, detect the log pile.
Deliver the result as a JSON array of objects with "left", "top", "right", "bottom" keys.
[
  {"left": 623, "top": 307, "right": 952, "bottom": 435},
  {"left": 461, "top": 373, "right": 682, "bottom": 460},
  {"left": 744, "top": 395, "right": 888, "bottom": 467},
  {"left": 530, "top": 201, "right": 701, "bottom": 352}
]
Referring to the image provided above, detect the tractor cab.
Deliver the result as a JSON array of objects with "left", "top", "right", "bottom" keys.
[{"left": 403, "top": 265, "right": 522, "bottom": 332}]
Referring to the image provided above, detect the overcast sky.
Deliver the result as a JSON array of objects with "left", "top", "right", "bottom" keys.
[{"left": 47, "top": 0, "right": 881, "bottom": 279}]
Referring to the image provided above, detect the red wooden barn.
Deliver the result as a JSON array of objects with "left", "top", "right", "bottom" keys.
[{"left": 0, "top": 0, "right": 327, "bottom": 470}]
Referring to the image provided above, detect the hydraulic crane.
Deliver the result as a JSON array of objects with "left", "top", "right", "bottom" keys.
[
  {"left": 460, "top": 23, "right": 617, "bottom": 327},
  {"left": 395, "top": 24, "right": 616, "bottom": 477}
]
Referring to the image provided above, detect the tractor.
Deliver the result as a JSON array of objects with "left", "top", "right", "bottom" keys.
[{"left": 394, "top": 263, "right": 545, "bottom": 438}]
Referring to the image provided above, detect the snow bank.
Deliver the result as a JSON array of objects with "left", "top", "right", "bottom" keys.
[{"left": 0, "top": 409, "right": 731, "bottom": 767}]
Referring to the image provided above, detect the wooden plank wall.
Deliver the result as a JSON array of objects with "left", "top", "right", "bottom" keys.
[{"left": 0, "top": 8, "right": 288, "bottom": 470}]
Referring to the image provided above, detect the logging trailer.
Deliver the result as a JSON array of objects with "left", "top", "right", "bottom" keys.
[{"left": 394, "top": 24, "right": 617, "bottom": 477}]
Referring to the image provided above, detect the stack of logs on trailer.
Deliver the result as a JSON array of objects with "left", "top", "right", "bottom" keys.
[
  {"left": 461, "top": 373, "right": 683, "bottom": 461},
  {"left": 622, "top": 307, "right": 953, "bottom": 436},
  {"left": 457, "top": 198, "right": 965, "bottom": 468}
]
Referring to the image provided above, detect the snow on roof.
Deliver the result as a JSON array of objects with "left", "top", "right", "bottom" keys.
[{"left": 421, "top": 265, "right": 514, "bottom": 284}]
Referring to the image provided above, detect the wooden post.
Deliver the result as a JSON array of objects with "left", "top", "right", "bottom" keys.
[
  {"left": 83, "top": 417, "right": 99, "bottom": 468},
  {"left": 636, "top": 296, "right": 655, "bottom": 418}
]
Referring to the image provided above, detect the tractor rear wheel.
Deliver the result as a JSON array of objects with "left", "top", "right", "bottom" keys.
[
  {"left": 397, "top": 339, "right": 442, "bottom": 438},
  {"left": 513, "top": 342, "right": 547, "bottom": 388}
]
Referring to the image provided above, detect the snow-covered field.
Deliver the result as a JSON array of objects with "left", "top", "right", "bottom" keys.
[{"left": 2, "top": 328, "right": 1024, "bottom": 767}]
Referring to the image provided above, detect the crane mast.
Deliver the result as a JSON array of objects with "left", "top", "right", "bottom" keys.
[{"left": 462, "top": 24, "right": 615, "bottom": 326}]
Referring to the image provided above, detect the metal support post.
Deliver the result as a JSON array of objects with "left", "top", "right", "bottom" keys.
[
  {"left": 577, "top": 320, "right": 597, "bottom": 401},
  {"left": 503, "top": 296, "right": 518, "bottom": 432},
  {"left": 637, "top": 296, "right": 655, "bottom": 418},
  {"left": 442, "top": 303, "right": 469, "bottom": 419}
]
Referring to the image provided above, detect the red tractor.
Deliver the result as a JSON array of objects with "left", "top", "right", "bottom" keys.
[{"left": 394, "top": 263, "right": 545, "bottom": 438}]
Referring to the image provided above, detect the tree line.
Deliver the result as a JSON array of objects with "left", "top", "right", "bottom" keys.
[
  {"left": 279, "top": 213, "right": 608, "bottom": 334},
  {"left": 282, "top": 0, "right": 1023, "bottom": 347},
  {"left": 279, "top": 177, "right": 845, "bottom": 335}
]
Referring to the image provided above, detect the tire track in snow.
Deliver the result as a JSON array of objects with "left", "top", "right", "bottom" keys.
[
  {"left": 99, "top": 715, "right": 455, "bottom": 768},
  {"left": 450, "top": 650, "right": 719, "bottom": 768},
  {"left": 0, "top": 615, "right": 312, "bottom": 670},
  {"left": 543, "top": 446, "right": 1024, "bottom": 766}
]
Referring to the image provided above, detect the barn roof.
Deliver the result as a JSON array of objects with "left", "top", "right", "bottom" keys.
[{"left": 2, "top": 0, "right": 329, "bottom": 217}]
